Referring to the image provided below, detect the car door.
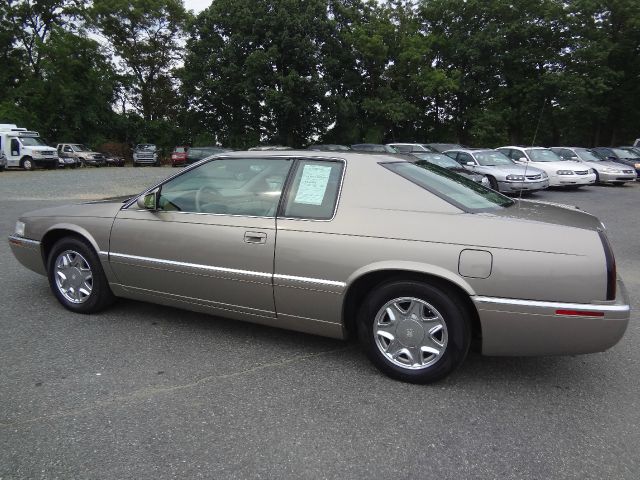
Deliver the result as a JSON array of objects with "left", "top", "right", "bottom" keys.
[{"left": 108, "top": 156, "right": 294, "bottom": 318}]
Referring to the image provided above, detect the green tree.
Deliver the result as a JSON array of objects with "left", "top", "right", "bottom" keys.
[
  {"left": 182, "top": 0, "right": 335, "bottom": 148},
  {"left": 89, "top": 0, "right": 189, "bottom": 122}
]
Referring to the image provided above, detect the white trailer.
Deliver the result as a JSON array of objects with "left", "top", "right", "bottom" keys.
[{"left": 0, "top": 124, "right": 58, "bottom": 170}]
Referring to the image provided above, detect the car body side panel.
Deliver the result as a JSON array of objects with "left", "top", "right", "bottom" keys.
[{"left": 109, "top": 209, "right": 277, "bottom": 316}]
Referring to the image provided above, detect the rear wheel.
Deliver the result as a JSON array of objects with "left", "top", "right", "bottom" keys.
[
  {"left": 47, "top": 237, "right": 115, "bottom": 313},
  {"left": 358, "top": 280, "right": 471, "bottom": 383}
]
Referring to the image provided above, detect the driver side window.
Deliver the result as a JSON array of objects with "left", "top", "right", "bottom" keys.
[{"left": 157, "top": 158, "right": 293, "bottom": 217}]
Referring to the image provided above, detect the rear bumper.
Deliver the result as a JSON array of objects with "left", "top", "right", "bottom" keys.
[
  {"left": 8, "top": 235, "right": 45, "bottom": 275},
  {"left": 474, "top": 279, "right": 630, "bottom": 356}
]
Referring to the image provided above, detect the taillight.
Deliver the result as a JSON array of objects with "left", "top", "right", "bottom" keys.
[{"left": 598, "top": 229, "right": 616, "bottom": 300}]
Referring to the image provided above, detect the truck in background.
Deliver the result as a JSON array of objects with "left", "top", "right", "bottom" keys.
[
  {"left": 0, "top": 124, "right": 58, "bottom": 170},
  {"left": 133, "top": 144, "right": 160, "bottom": 166},
  {"left": 57, "top": 143, "right": 106, "bottom": 167}
]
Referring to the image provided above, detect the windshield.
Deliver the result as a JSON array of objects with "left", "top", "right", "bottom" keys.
[
  {"left": 19, "top": 137, "right": 46, "bottom": 147},
  {"left": 612, "top": 148, "right": 639, "bottom": 158},
  {"left": 174, "top": 147, "right": 186, "bottom": 153},
  {"left": 383, "top": 162, "right": 513, "bottom": 212},
  {"left": 136, "top": 144, "right": 156, "bottom": 151},
  {"left": 526, "top": 149, "right": 562, "bottom": 162},
  {"left": 474, "top": 150, "right": 514, "bottom": 166},
  {"left": 574, "top": 148, "right": 602, "bottom": 162},
  {"left": 412, "top": 153, "right": 460, "bottom": 169},
  {"left": 72, "top": 144, "right": 90, "bottom": 152}
]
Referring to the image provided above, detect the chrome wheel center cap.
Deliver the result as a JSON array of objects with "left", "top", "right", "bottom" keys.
[
  {"left": 396, "top": 319, "right": 424, "bottom": 347},
  {"left": 67, "top": 267, "right": 82, "bottom": 287}
]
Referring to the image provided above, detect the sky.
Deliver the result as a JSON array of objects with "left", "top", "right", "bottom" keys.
[{"left": 184, "top": 0, "right": 211, "bottom": 13}]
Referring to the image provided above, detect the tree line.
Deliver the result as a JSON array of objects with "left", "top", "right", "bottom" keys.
[{"left": 1, "top": 0, "right": 639, "bottom": 153}]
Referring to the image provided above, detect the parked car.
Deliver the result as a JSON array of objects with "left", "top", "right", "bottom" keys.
[
  {"left": 306, "top": 144, "right": 351, "bottom": 152},
  {"left": 444, "top": 149, "right": 549, "bottom": 193},
  {"left": 410, "top": 152, "right": 490, "bottom": 187},
  {"left": 57, "top": 144, "right": 106, "bottom": 167},
  {"left": 8, "top": 151, "right": 630, "bottom": 383},
  {"left": 351, "top": 144, "right": 397, "bottom": 153},
  {"left": 104, "top": 154, "right": 125, "bottom": 167},
  {"left": 497, "top": 146, "right": 596, "bottom": 188},
  {"left": 618, "top": 146, "right": 640, "bottom": 157},
  {"left": 186, "top": 146, "right": 231, "bottom": 164},
  {"left": 591, "top": 147, "right": 640, "bottom": 178},
  {"left": 550, "top": 147, "right": 636, "bottom": 185},
  {"left": 425, "top": 143, "right": 466, "bottom": 153},
  {"left": 171, "top": 146, "right": 189, "bottom": 166},
  {"left": 387, "top": 143, "right": 435, "bottom": 153},
  {"left": 133, "top": 144, "right": 160, "bottom": 167},
  {"left": 0, "top": 150, "right": 6, "bottom": 171}
]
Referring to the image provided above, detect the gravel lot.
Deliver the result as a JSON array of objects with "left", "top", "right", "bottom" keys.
[{"left": 1, "top": 166, "right": 638, "bottom": 479}]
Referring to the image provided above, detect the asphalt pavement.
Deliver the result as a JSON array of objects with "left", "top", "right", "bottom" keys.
[{"left": 1, "top": 167, "right": 638, "bottom": 479}]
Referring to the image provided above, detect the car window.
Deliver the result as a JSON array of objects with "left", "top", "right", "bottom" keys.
[
  {"left": 282, "top": 160, "right": 344, "bottom": 220},
  {"left": 393, "top": 145, "right": 411, "bottom": 153},
  {"left": 526, "top": 149, "right": 562, "bottom": 162},
  {"left": 457, "top": 152, "right": 474, "bottom": 165},
  {"left": 474, "top": 151, "right": 513, "bottom": 166},
  {"left": 383, "top": 162, "right": 514, "bottom": 212},
  {"left": 157, "top": 158, "right": 293, "bottom": 217}
]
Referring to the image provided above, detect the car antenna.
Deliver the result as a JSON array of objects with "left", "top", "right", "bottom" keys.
[{"left": 519, "top": 97, "right": 547, "bottom": 206}]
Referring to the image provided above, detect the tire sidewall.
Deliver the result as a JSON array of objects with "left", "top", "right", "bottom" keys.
[
  {"left": 47, "top": 237, "right": 111, "bottom": 313},
  {"left": 358, "top": 281, "right": 470, "bottom": 383}
]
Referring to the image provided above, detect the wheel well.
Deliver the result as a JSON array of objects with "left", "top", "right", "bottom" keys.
[
  {"left": 342, "top": 270, "right": 482, "bottom": 346},
  {"left": 41, "top": 229, "right": 92, "bottom": 265}
]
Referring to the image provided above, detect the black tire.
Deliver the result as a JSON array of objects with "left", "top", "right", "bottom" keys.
[
  {"left": 487, "top": 176, "right": 499, "bottom": 191},
  {"left": 47, "top": 237, "right": 115, "bottom": 314},
  {"left": 594, "top": 171, "right": 600, "bottom": 184},
  {"left": 357, "top": 280, "right": 471, "bottom": 384},
  {"left": 21, "top": 157, "right": 35, "bottom": 171}
]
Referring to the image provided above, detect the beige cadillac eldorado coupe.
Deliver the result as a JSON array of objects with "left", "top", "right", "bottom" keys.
[{"left": 9, "top": 151, "right": 631, "bottom": 383}]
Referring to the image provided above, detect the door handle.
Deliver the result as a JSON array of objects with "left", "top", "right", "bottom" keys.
[{"left": 244, "top": 231, "right": 267, "bottom": 244}]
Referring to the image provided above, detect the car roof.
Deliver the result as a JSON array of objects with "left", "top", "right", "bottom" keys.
[{"left": 211, "top": 149, "right": 405, "bottom": 164}]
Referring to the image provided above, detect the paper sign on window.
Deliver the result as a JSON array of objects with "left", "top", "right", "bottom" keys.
[{"left": 294, "top": 164, "right": 332, "bottom": 205}]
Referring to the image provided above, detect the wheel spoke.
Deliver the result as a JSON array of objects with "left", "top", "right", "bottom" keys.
[{"left": 408, "top": 300, "right": 423, "bottom": 319}]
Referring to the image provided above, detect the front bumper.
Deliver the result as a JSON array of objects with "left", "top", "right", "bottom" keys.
[
  {"left": 474, "top": 278, "right": 630, "bottom": 356},
  {"left": 34, "top": 157, "right": 58, "bottom": 167},
  {"left": 498, "top": 179, "right": 549, "bottom": 193},
  {"left": 8, "top": 235, "right": 45, "bottom": 275},
  {"left": 597, "top": 170, "right": 637, "bottom": 183},
  {"left": 549, "top": 173, "right": 597, "bottom": 186}
]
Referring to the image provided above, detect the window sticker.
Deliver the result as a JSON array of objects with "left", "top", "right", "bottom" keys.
[{"left": 294, "top": 164, "right": 332, "bottom": 205}]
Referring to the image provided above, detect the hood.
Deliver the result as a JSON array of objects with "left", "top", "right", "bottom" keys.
[
  {"left": 25, "top": 146, "right": 56, "bottom": 152},
  {"left": 21, "top": 201, "right": 124, "bottom": 220},
  {"left": 587, "top": 160, "right": 635, "bottom": 170},
  {"left": 490, "top": 199, "right": 602, "bottom": 231},
  {"left": 530, "top": 160, "right": 587, "bottom": 171},
  {"left": 480, "top": 164, "right": 545, "bottom": 175}
]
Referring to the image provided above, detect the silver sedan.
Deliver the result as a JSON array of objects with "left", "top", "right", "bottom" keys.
[
  {"left": 550, "top": 147, "right": 637, "bottom": 185},
  {"left": 445, "top": 149, "right": 549, "bottom": 193}
]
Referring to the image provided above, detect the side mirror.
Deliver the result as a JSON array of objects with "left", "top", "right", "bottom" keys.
[
  {"left": 466, "top": 161, "right": 475, "bottom": 166},
  {"left": 518, "top": 157, "right": 527, "bottom": 162},
  {"left": 136, "top": 189, "right": 158, "bottom": 210}
]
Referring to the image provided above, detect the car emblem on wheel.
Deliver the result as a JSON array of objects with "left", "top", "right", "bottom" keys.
[{"left": 406, "top": 329, "right": 414, "bottom": 338}]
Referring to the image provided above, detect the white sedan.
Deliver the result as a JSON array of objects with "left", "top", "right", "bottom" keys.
[{"left": 497, "top": 146, "right": 596, "bottom": 188}]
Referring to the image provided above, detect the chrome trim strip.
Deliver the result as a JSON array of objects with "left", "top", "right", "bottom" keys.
[
  {"left": 109, "top": 252, "right": 272, "bottom": 279},
  {"left": 107, "top": 252, "right": 346, "bottom": 287},
  {"left": 274, "top": 274, "right": 346, "bottom": 288},
  {"left": 474, "top": 295, "right": 630, "bottom": 312},
  {"left": 8, "top": 235, "right": 41, "bottom": 246}
]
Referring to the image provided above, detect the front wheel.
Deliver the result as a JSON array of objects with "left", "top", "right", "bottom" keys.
[
  {"left": 22, "top": 157, "right": 34, "bottom": 170},
  {"left": 47, "top": 237, "right": 115, "bottom": 313},
  {"left": 487, "top": 176, "right": 499, "bottom": 191},
  {"left": 358, "top": 280, "right": 471, "bottom": 383}
]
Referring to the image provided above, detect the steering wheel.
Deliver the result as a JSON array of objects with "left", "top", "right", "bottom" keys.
[{"left": 195, "top": 185, "right": 221, "bottom": 212}]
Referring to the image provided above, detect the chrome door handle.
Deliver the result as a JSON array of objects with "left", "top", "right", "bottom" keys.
[{"left": 244, "top": 231, "right": 267, "bottom": 244}]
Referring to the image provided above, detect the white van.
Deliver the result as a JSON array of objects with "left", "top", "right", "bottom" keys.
[{"left": 0, "top": 124, "right": 59, "bottom": 170}]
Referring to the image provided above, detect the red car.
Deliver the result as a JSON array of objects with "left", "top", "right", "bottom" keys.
[{"left": 171, "top": 146, "right": 188, "bottom": 167}]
